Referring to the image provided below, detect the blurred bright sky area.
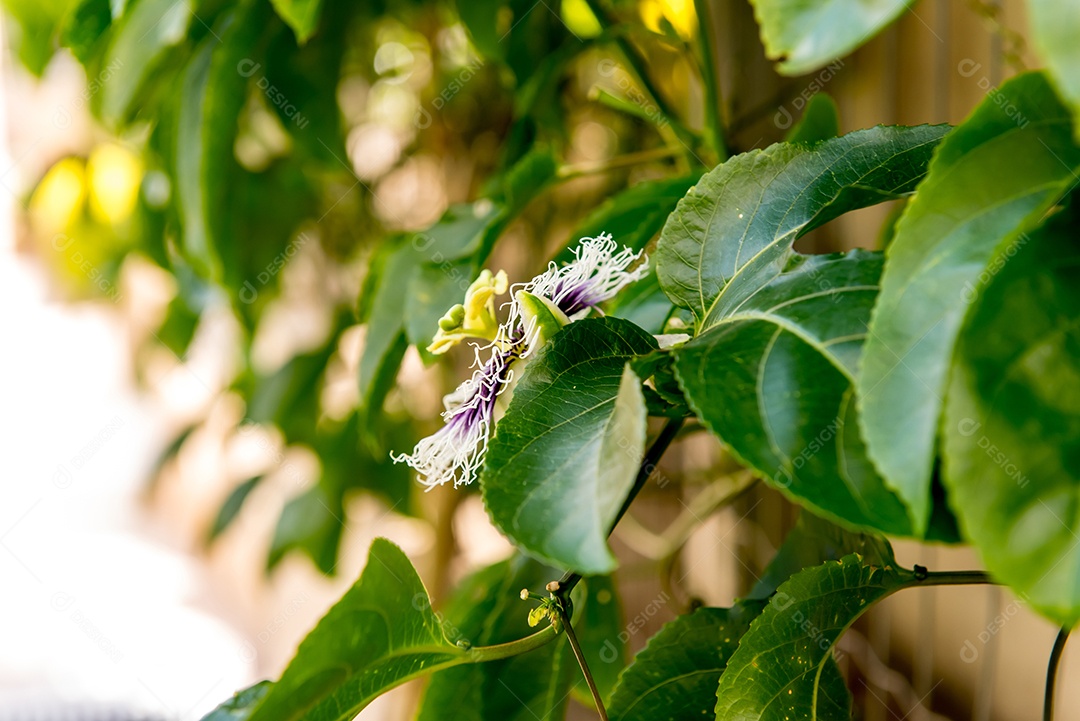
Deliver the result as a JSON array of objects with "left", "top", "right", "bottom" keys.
[{"left": 0, "top": 35, "right": 252, "bottom": 718}]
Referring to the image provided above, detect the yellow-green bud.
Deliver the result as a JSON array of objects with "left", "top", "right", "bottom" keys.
[{"left": 438, "top": 304, "right": 466, "bottom": 331}]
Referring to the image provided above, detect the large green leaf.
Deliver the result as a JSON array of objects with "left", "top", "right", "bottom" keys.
[
  {"left": 749, "top": 0, "right": 911, "bottom": 76},
  {"left": 715, "top": 555, "right": 909, "bottom": 720},
  {"left": 655, "top": 125, "right": 948, "bottom": 329},
  {"left": 673, "top": 251, "right": 913, "bottom": 535},
  {"left": 173, "top": 28, "right": 216, "bottom": 281},
  {"left": 98, "top": 0, "right": 191, "bottom": 126},
  {"left": 248, "top": 539, "right": 470, "bottom": 721},
  {"left": 943, "top": 206, "right": 1080, "bottom": 626},
  {"left": 1029, "top": 0, "right": 1080, "bottom": 141},
  {"left": 859, "top": 72, "right": 1080, "bottom": 535},
  {"left": 607, "top": 602, "right": 765, "bottom": 721},
  {"left": 482, "top": 317, "right": 655, "bottom": 574}
]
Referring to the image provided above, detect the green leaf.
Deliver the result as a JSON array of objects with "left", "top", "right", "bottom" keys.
[
  {"left": 655, "top": 125, "right": 949, "bottom": 329},
  {"left": 749, "top": 0, "right": 911, "bottom": 76},
  {"left": 482, "top": 317, "right": 656, "bottom": 574},
  {"left": 99, "top": 0, "right": 192, "bottom": 126},
  {"left": 750, "top": 509, "right": 894, "bottom": 599},
  {"left": 0, "top": 0, "right": 78, "bottom": 75},
  {"left": 317, "top": 412, "right": 413, "bottom": 516},
  {"left": 414, "top": 202, "right": 507, "bottom": 264},
  {"left": 715, "top": 555, "right": 910, "bottom": 720},
  {"left": 1029, "top": 0, "right": 1080, "bottom": 141},
  {"left": 269, "top": 0, "right": 323, "bottom": 43},
  {"left": 201, "top": 682, "right": 272, "bottom": 721},
  {"left": 489, "top": 0, "right": 571, "bottom": 86},
  {"left": 608, "top": 602, "right": 765, "bottom": 721},
  {"left": 266, "top": 485, "right": 343, "bottom": 575},
  {"left": 175, "top": 39, "right": 219, "bottom": 279},
  {"left": 406, "top": 258, "right": 475, "bottom": 363},
  {"left": 455, "top": 0, "right": 502, "bottom": 62},
  {"left": 155, "top": 293, "right": 202, "bottom": 358},
  {"left": 501, "top": 149, "right": 559, "bottom": 214},
  {"left": 942, "top": 206, "right": 1080, "bottom": 626},
  {"left": 606, "top": 271, "right": 677, "bottom": 335},
  {"left": 206, "top": 476, "right": 263, "bottom": 544},
  {"left": 261, "top": 1, "right": 357, "bottom": 165},
  {"left": 175, "top": 2, "right": 268, "bottom": 281},
  {"left": 673, "top": 251, "right": 913, "bottom": 535},
  {"left": 145, "top": 423, "right": 198, "bottom": 492},
  {"left": 859, "top": 71, "right": 1080, "bottom": 535},
  {"left": 358, "top": 239, "right": 414, "bottom": 435},
  {"left": 222, "top": 163, "right": 320, "bottom": 310},
  {"left": 61, "top": 0, "right": 112, "bottom": 64},
  {"left": 246, "top": 321, "right": 343, "bottom": 445},
  {"left": 417, "top": 557, "right": 577, "bottom": 721},
  {"left": 249, "top": 539, "right": 469, "bottom": 721},
  {"left": 784, "top": 93, "right": 840, "bottom": 144}
]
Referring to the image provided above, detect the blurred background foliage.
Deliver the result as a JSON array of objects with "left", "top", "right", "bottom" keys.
[{"left": 11, "top": 0, "right": 738, "bottom": 578}]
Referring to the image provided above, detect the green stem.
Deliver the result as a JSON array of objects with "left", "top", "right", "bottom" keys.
[
  {"left": 558, "top": 604, "right": 610, "bottom": 720},
  {"left": 463, "top": 624, "right": 561, "bottom": 663},
  {"left": 582, "top": 0, "right": 701, "bottom": 159},
  {"left": 692, "top": 0, "right": 726, "bottom": 160},
  {"left": 908, "top": 567, "right": 995, "bottom": 587},
  {"left": 556, "top": 146, "right": 683, "bottom": 180},
  {"left": 1044, "top": 627, "right": 1071, "bottom": 721},
  {"left": 556, "top": 417, "right": 686, "bottom": 598}
]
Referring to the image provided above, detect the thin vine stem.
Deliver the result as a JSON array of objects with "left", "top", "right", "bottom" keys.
[
  {"left": 462, "top": 624, "right": 560, "bottom": 663},
  {"left": 556, "top": 146, "right": 684, "bottom": 179},
  {"left": 557, "top": 603, "right": 610, "bottom": 721},
  {"left": 910, "top": 567, "right": 995, "bottom": 587},
  {"left": 1044, "top": 627, "right": 1071, "bottom": 721}
]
